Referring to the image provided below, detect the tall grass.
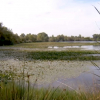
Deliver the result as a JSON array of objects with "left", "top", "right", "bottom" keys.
[{"left": 0, "top": 81, "right": 100, "bottom": 100}]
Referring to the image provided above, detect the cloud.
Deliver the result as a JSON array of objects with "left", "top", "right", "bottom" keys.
[{"left": 0, "top": 0, "right": 100, "bottom": 37}]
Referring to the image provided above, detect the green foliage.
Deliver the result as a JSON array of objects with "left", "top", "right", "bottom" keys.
[
  {"left": 93, "top": 34, "right": 100, "bottom": 41},
  {"left": 0, "top": 23, "right": 20, "bottom": 45},
  {"left": 49, "top": 35, "right": 56, "bottom": 42},
  {"left": 25, "top": 33, "right": 37, "bottom": 43},
  {"left": 56, "top": 34, "right": 65, "bottom": 42},
  {"left": 20, "top": 33, "right": 26, "bottom": 43},
  {"left": 37, "top": 32, "right": 49, "bottom": 42}
]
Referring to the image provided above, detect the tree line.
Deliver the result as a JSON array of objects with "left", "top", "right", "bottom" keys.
[
  {"left": 20, "top": 33, "right": 100, "bottom": 42},
  {"left": 0, "top": 23, "right": 100, "bottom": 45}
]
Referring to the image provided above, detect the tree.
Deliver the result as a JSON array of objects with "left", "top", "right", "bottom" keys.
[
  {"left": 56, "top": 34, "right": 64, "bottom": 42},
  {"left": 0, "top": 22, "right": 20, "bottom": 45},
  {"left": 31, "top": 34, "right": 37, "bottom": 42},
  {"left": 20, "top": 33, "right": 26, "bottom": 43},
  {"left": 24, "top": 33, "right": 37, "bottom": 42},
  {"left": 64, "top": 36, "right": 68, "bottom": 41},
  {"left": 49, "top": 35, "right": 56, "bottom": 42},
  {"left": 13, "top": 33, "right": 20, "bottom": 44},
  {"left": 37, "top": 32, "right": 48, "bottom": 42},
  {"left": 93, "top": 34, "right": 100, "bottom": 41}
]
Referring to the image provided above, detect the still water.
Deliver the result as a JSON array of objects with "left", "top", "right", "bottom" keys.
[
  {"left": 48, "top": 45, "right": 100, "bottom": 50},
  {"left": 36, "top": 65, "right": 100, "bottom": 92},
  {"left": 48, "top": 41, "right": 100, "bottom": 50},
  {"left": 51, "top": 65, "right": 100, "bottom": 91}
]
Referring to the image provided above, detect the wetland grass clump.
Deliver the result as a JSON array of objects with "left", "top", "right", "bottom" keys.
[{"left": 27, "top": 50, "right": 100, "bottom": 60}]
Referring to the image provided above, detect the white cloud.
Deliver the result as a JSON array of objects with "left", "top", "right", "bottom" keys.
[{"left": 0, "top": 0, "right": 100, "bottom": 37}]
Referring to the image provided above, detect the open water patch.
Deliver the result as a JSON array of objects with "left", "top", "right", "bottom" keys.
[{"left": 48, "top": 45, "right": 100, "bottom": 50}]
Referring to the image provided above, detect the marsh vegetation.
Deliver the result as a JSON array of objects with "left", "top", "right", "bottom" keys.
[{"left": 0, "top": 42, "right": 100, "bottom": 99}]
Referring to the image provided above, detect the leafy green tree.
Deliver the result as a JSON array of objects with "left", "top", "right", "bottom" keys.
[
  {"left": 13, "top": 33, "right": 20, "bottom": 44},
  {"left": 0, "top": 23, "right": 20, "bottom": 45},
  {"left": 93, "top": 34, "right": 100, "bottom": 41},
  {"left": 20, "top": 33, "right": 26, "bottom": 43},
  {"left": 49, "top": 35, "right": 56, "bottom": 42},
  {"left": 31, "top": 34, "right": 37, "bottom": 42},
  {"left": 56, "top": 34, "right": 64, "bottom": 42},
  {"left": 25, "top": 33, "right": 32, "bottom": 42},
  {"left": 25, "top": 33, "right": 37, "bottom": 42},
  {"left": 84, "top": 37, "right": 92, "bottom": 41},
  {"left": 37, "top": 32, "right": 48, "bottom": 42},
  {"left": 64, "top": 36, "right": 68, "bottom": 41}
]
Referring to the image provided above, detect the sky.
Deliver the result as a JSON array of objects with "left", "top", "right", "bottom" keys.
[{"left": 0, "top": 0, "right": 100, "bottom": 37}]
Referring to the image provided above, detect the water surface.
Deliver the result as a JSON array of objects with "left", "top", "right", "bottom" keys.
[
  {"left": 36, "top": 65, "right": 100, "bottom": 92},
  {"left": 48, "top": 45, "right": 100, "bottom": 50}
]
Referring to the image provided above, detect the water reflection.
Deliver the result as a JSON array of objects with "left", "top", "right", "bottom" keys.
[
  {"left": 65, "top": 41, "right": 100, "bottom": 43},
  {"left": 48, "top": 45, "right": 100, "bottom": 50}
]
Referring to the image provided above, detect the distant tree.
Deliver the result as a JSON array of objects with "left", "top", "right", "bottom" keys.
[
  {"left": 20, "top": 33, "right": 26, "bottom": 43},
  {"left": 56, "top": 34, "right": 64, "bottom": 42},
  {"left": 49, "top": 35, "right": 56, "bottom": 42},
  {"left": 25, "top": 33, "right": 32, "bottom": 42},
  {"left": 67, "top": 36, "right": 74, "bottom": 41},
  {"left": 37, "top": 32, "right": 48, "bottom": 42},
  {"left": 84, "top": 37, "right": 92, "bottom": 41},
  {"left": 64, "top": 36, "right": 68, "bottom": 41},
  {"left": 31, "top": 34, "right": 37, "bottom": 42},
  {"left": 93, "top": 34, "right": 100, "bottom": 41},
  {"left": 24, "top": 33, "right": 37, "bottom": 42}
]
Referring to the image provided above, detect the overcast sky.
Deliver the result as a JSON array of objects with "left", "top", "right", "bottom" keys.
[{"left": 0, "top": 0, "right": 100, "bottom": 37}]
